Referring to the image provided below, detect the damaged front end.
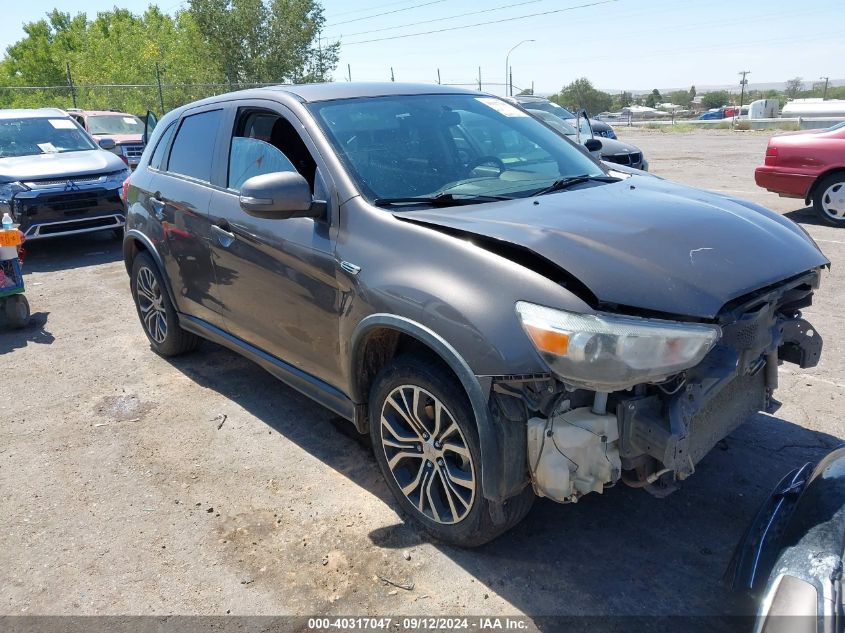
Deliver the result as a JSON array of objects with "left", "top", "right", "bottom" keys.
[{"left": 492, "top": 270, "right": 824, "bottom": 504}]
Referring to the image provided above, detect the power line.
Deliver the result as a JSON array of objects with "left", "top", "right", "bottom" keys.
[
  {"left": 325, "top": 0, "right": 421, "bottom": 20},
  {"left": 341, "top": 0, "right": 620, "bottom": 46},
  {"left": 325, "top": 0, "right": 549, "bottom": 39},
  {"left": 325, "top": 0, "right": 447, "bottom": 28}
]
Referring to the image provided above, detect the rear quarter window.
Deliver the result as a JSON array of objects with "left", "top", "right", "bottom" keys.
[
  {"left": 167, "top": 109, "right": 223, "bottom": 182},
  {"left": 148, "top": 121, "right": 176, "bottom": 171}
]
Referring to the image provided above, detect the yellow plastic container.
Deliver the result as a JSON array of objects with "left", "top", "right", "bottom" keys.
[{"left": 0, "top": 229, "right": 22, "bottom": 247}]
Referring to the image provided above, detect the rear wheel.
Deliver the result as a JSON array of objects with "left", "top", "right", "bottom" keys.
[
  {"left": 813, "top": 173, "right": 845, "bottom": 227},
  {"left": 130, "top": 252, "right": 199, "bottom": 356},
  {"left": 369, "top": 355, "right": 533, "bottom": 547}
]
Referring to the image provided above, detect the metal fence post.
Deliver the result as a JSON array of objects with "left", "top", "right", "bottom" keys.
[
  {"left": 65, "top": 62, "right": 77, "bottom": 108},
  {"left": 155, "top": 62, "right": 165, "bottom": 114}
]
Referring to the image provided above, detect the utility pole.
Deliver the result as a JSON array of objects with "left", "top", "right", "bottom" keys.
[
  {"left": 390, "top": 67, "right": 395, "bottom": 82},
  {"left": 478, "top": 66, "right": 481, "bottom": 91},
  {"left": 437, "top": 68, "right": 441, "bottom": 85},
  {"left": 155, "top": 61, "right": 165, "bottom": 115},
  {"left": 821, "top": 76, "right": 830, "bottom": 99},
  {"left": 509, "top": 67, "right": 513, "bottom": 96},
  {"left": 347, "top": 64, "right": 351, "bottom": 82},
  {"left": 65, "top": 62, "right": 77, "bottom": 108},
  {"left": 317, "top": 32, "right": 324, "bottom": 80},
  {"left": 738, "top": 70, "right": 751, "bottom": 108}
]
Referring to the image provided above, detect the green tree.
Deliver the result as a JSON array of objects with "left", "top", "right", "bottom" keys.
[
  {"left": 0, "top": 2, "right": 337, "bottom": 113},
  {"left": 644, "top": 88, "right": 662, "bottom": 108},
  {"left": 668, "top": 89, "right": 691, "bottom": 107},
  {"left": 700, "top": 90, "right": 731, "bottom": 109},
  {"left": 550, "top": 77, "right": 613, "bottom": 115},
  {"left": 784, "top": 77, "right": 804, "bottom": 99},
  {"left": 610, "top": 91, "right": 632, "bottom": 110},
  {"left": 188, "top": 0, "right": 337, "bottom": 84},
  {"left": 689, "top": 85, "right": 696, "bottom": 102}
]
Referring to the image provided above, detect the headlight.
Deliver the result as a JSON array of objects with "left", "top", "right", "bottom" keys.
[
  {"left": 0, "top": 182, "right": 29, "bottom": 217},
  {"left": 104, "top": 169, "right": 131, "bottom": 188},
  {"left": 515, "top": 301, "right": 721, "bottom": 391}
]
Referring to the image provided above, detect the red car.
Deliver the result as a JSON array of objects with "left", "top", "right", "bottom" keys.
[{"left": 755, "top": 121, "right": 845, "bottom": 226}]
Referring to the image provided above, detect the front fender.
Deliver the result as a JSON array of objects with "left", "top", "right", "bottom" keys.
[{"left": 350, "top": 314, "right": 507, "bottom": 501}]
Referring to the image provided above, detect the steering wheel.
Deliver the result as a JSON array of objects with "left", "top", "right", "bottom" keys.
[{"left": 466, "top": 155, "right": 505, "bottom": 175}]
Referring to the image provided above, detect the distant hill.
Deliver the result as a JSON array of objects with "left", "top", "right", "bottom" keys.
[{"left": 600, "top": 79, "right": 845, "bottom": 95}]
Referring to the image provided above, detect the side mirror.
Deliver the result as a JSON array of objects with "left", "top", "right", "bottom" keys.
[
  {"left": 584, "top": 138, "right": 602, "bottom": 153},
  {"left": 238, "top": 171, "right": 326, "bottom": 220},
  {"left": 98, "top": 138, "right": 116, "bottom": 150}
]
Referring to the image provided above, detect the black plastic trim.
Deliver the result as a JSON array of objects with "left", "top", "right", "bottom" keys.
[{"left": 180, "top": 314, "right": 356, "bottom": 422}]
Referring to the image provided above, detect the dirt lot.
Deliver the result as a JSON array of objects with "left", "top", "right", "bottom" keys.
[{"left": 2, "top": 130, "right": 844, "bottom": 626}]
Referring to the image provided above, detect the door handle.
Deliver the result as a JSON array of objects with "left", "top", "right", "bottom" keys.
[
  {"left": 211, "top": 223, "right": 236, "bottom": 248},
  {"left": 149, "top": 195, "right": 165, "bottom": 220}
]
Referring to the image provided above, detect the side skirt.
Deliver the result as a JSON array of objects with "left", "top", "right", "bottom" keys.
[{"left": 179, "top": 314, "right": 356, "bottom": 422}]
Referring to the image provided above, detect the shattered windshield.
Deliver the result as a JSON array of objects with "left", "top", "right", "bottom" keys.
[
  {"left": 0, "top": 117, "right": 97, "bottom": 158},
  {"left": 309, "top": 93, "right": 604, "bottom": 205}
]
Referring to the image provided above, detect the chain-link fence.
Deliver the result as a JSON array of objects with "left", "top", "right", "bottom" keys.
[
  {"left": 0, "top": 78, "right": 532, "bottom": 116},
  {"left": 0, "top": 82, "right": 294, "bottom": 117}
]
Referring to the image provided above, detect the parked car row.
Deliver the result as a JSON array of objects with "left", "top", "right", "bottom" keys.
[
  {"left": 518, "top": 105, "right": 649, "bottom": 171},
  {"left": 514, "top": 94, "right": 618, "bottom": 138}
]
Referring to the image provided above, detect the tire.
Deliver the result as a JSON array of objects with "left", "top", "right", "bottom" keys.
[
  {"left": 130, "top": 251, "right": 199, "bottom": 356},
  {"left": 812, "top": 173, "right": 845, "bottom": 227},
  {"left": 4, "top": 294, "right": 30, "bottom": 329},
  {"left": 369, "top": 355, "right": 534, "bottom": 547}
]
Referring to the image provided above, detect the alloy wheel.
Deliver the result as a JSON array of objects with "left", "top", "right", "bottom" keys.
[
  {"left": 379, "top": 385, "right": 476, "bottom": 524},
  {"left": 136, "top": 266, "right": 167, "bottom": 344},
  {"left": 821, "top": 182, "right": 845, "bottom": 220}
]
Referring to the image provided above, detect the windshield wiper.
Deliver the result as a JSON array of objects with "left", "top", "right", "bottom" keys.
[
  {"left": 529, "top": 174, "right": 619, "bottom": 197},
  {"left": 374, "top": 192, "right": 512, "bottom": 208}
]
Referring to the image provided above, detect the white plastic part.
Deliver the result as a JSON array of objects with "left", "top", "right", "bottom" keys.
[{"left": 526, "top": 407, "right": 621, "bottom": 503}]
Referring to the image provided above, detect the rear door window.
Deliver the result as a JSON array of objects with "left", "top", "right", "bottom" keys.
[{"left": 167, "top": 110, "right": 222, "bottom": 182}]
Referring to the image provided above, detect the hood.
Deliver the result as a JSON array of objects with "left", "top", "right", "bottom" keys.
[
  {"left": 395, "top": 176, "right": 828, "bottom": 319},
  {"left": 0, "top": 149, "right": 127, "bottom": 183},
  {"left": 91, "top": 132, "right": 143, "bottom": 144},
  {"left": 592, "top": 137, "right": 640, "bottom": 155}
]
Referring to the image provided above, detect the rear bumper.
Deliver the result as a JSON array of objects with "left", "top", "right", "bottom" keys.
[{"left": 755, "top": 166, "right": 815, "bottom": 199}]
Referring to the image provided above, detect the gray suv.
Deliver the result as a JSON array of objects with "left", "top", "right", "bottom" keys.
[{"left": 124, "top": 83, "right": 828, "bottom": 546}]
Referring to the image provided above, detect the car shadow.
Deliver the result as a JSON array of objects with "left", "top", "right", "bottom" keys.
[
  {"left": 21, "top": 232, "right": 123, "bottom": 274},
  {"left": 165, "top": 340, "right": 841, "bottom": 629},
  {"left": 783, "top": 206, "right": 824, "bottom": 227},
  {"left": 0, "top": 311, "right": 53, "bottom": 352}
]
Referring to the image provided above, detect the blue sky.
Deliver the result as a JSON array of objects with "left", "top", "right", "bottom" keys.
[{"left": 2, "top": 0, "right": 841, "bottom": 95}]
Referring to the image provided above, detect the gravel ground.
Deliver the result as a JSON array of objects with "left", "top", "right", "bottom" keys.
[{"left": 2, "top": 130, "right": 843, "bottom": 626}]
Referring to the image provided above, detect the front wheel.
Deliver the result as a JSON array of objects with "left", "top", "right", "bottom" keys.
[
  {"left": 369, "top": 355, "right": 533, "bottom": 547},
  {"left": 813, "top": 173, "right": 845, "bottom": 227}
]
